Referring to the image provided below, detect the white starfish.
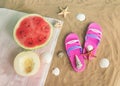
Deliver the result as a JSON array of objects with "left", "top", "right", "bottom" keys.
[{"left": 58, "top": 6, "right": 70, "bottom": 18}]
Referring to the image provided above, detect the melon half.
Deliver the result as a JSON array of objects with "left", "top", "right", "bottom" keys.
[
  {"left": 13, "top": 14, "right": 53, "bottom": 50},
  {"left": 14, "top": 51, "right": 40, "bottom": 76}
]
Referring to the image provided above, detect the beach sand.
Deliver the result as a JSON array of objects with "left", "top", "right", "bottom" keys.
[{"left": 0, "top": 0, "right": 120, "bottom": 86}]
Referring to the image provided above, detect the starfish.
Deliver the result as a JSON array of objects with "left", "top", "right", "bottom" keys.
[
  {"left": 58, "top": 6, "right": 70, "bottom": 18},
  {"left": 82, "top": 49, "right": 96, "bottom": 60}
]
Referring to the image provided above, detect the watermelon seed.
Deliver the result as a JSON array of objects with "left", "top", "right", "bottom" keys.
[
  {"left": 19, "top": 30, "right": 24, "bottom": 34},
  {"left": 19, "top": 30, "right": 27, "bottom": 37},
  {"left": 38, "top": 39, "right": 41, "bottom": 42},
  {"left": 23, "top": 22, "right": 27, "bottom": 25},
  {"left": 23, "top": 22, "right": 30, "bottom": 28},
  {"left": 33, "top": 17, "right": 36, "bottom": 20},
  {"left": 26, "top": 24, "right": 30, "bottom": 28},
  {"left": 20, "top": 30, "right": 25, "bottom": 35},
  {"left": 36, "top": 21, "right": 40, "bottom": 24},
  {"left": 28, "top": 42, "right": 33, "bottom": 45},
  {"left": 27, "top": 38, "right": 33, "bottom": 45},
  {"left": 33, "top": 17, "right": 40, "bottom": 24},
  {"left": 24, "top": 34, "right": 26, "bottom": 37},
  {"left": 41, "top": 26, "right": 49, "bottom": 32},
  {"left": 44, "top": 36, "right": 46, "bottom": 39},
  {"left": 37, "top": 36, "right": 42, "bottom": 42},
  {"left": 35, "top": 20, "right": 40, "bottom": 24}
]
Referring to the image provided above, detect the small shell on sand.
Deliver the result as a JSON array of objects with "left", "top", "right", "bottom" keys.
[
  {"left": 54, "top": 21, "right": 62, "bottom": 28},
  {"left": 52, "top": 67, "right": 60, "bottom": 76},
  {"left": 99, "top": 58, "right": 110, "bottom": 68},
  {"left": 76, "top": 13, "right": 86, "bottom": 21},
  {"left": 57, "top": 51, "right": 64, "bottom": 58}
]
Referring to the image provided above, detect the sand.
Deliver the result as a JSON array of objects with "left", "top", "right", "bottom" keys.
[{"left": 0, "top": 0, "right": 120, "bottom": 86}]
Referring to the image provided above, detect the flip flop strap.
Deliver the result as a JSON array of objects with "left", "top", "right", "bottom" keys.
[
  {"left": 66, "top": 40, "right": 79, "bottom": 45},
  {"left": 85, "top": 34, "right": 101, "bottom": 41},
  {"left": 67, "top": 46, "right": 82, "bottom": 55},
  {"left": 89, "top": 28, "right": 102, "bottom": 35}
]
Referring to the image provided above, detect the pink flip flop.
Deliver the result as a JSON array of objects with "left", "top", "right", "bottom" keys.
[
  {"left": 65, "top": 33, "right": 85, "bottom": 72},
  {"left": 83, "top": 22, "right": 102, "bottom": 60}
]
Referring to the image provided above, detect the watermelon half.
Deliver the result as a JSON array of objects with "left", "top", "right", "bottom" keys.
[{"left": 13, "top": 14, "right": 53, "bottom": 50}]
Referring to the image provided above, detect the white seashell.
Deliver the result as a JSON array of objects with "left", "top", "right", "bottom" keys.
[
  {"left": 52, "top": 67, "right": 60, "bottom": 76},
  {"left": 76, "top": 13, "right": 86, "bottom": 21},
  {"left": 41, "top": 52, "right": 52, "bottom": 64},
  {"left": 87, "top": 45, "right": 93, "bottom": 51},
  {"left": 99, "top": 58, "right": 109, "bottom": 68},
  {"left": 57, "top": 51, "right": 64, "bottom": 58},
  {"left": 75, "top": 55, "right": 82, "bottom": 69}
]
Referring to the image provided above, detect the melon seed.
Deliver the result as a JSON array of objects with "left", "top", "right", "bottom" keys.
[{"left": 24, "top": 58, "right": 34, "bottom": 73}]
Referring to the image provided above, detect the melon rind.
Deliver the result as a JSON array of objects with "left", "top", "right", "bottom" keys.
[{"left": 13, "top": 14, "right": 53, "bottom": 50}]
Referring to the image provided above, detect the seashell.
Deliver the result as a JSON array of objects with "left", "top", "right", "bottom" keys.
[
  {"left": 75, "top": 55, "right": 82, "bottom": 69},
  {"left": 87, "top": 45, "right": 93, "bottom": 51},
  {"left": 57, "top": 51, "right": 64, "bottom": 58},
  {"left": 52, "top": 67, "right": 60, "bottom": 76},
  {"left": 99, "top": 58, "right": 109, "bottom": 68},
  {"left": 76, "top": 13, "right": 86, "bottom": 21}
]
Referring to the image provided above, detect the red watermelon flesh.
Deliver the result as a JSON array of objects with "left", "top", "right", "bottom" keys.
[{"left": 14, "top": 14, "right": 52, "bottom": 49}]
